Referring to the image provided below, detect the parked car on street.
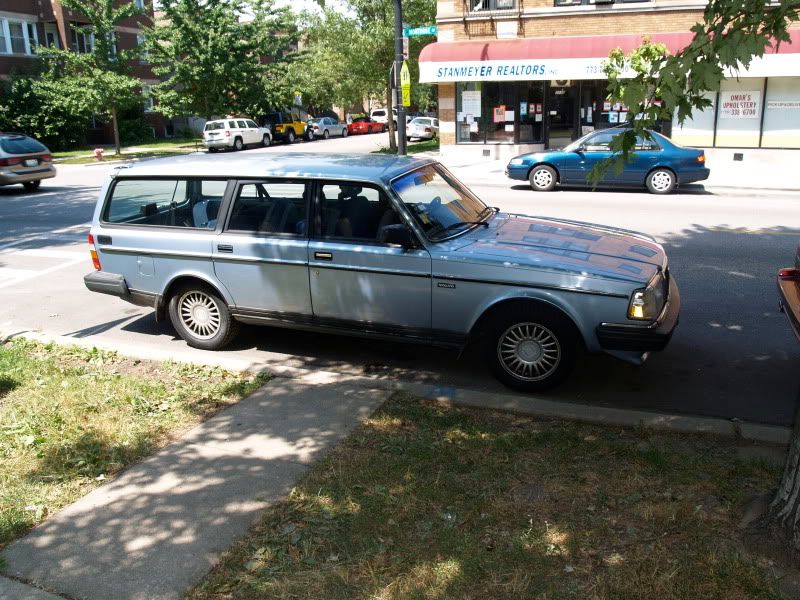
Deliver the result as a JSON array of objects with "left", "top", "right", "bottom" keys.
[
  {"left": 84, "top": 153, "right": 680, "bottom": 391},
  {"left": 0, "top": 133, "right": 55, "bottom": 192},
  {"left": 407, "top": 117, "right": 439, "bottom": 141},
  {"left": 778, "top": 242, "right": 800, "bottom": 342},
  {"left": 202, "top": 119, "right": 271, "bottom": 152},
  {"left": 309, "top": 117, "right": 348, "bottom": 139},
  {"left": 370, "top": 108, "right": 412, "bottom": 128},
  {"left": 347, "top": 117, "right": 385, "bottom": 135},
  {"left": 505, "top": 129, "right": 709, "bottom": 194},
  {"left": 262, "top": 109, "right": 311, "bottom": 143}
]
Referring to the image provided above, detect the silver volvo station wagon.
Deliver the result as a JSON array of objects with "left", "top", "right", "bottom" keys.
[{"left": 84, "top": 153, "right": 680, "bottom": 391}]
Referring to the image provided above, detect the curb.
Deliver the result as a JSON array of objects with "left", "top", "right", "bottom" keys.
[{"left": 2, "top": 328, "right": 791, "bottom": 446}]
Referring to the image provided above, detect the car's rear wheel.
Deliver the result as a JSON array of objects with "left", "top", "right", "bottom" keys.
[
  {"left": 381, "top": 124, "right": 387, "bottom": 133},
  {"left": 646, "top": 168, "right": 676, "bottom": 194},
  {"left": 262, "top": 134, "right": 271, "bottom": 147},
  {"left": 233, "top": 137, "right": 244, "bottom": 151},
  {"left": 286, "top": 129, "right": 295, "bottom": 144},
  {"left": 322, "top": 129, "right": 329, "bottom": 139},
  {"left": 168, "top": 283, "right": 239, "bottom": 350},
  {"left": 22, "top": 180, "right": 41, "bottom": 192},
  {"left": 208, "top": 147, "right": 218, "bottom": 153},
  {"left": 483, "top": 305, "right": 577, "bottom": 392},
  {"left": 528, "top": 165, "right": 557, "bottom": 192},
  {"left": 342, "top": 127, "right": 347, "bottom": 138}
]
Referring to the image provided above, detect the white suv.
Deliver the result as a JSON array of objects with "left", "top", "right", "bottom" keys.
[
  {"left": 369, "top": 108, "right": 412, "bottom": 128},
  {"left": 203, "top": 118, "right": 272, "bottom": 152}
]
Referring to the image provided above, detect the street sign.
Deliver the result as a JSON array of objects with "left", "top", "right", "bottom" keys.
[
  {"left": 402, "top": 25, "right": 437, "bottom": 37},
  {"left": 400, "top": 61, "right": 411, "bottom": 107}
]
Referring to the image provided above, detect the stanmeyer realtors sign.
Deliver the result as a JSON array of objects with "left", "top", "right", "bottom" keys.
[{"left": 419, "top": 58, "right": 633, "bottom": 83}]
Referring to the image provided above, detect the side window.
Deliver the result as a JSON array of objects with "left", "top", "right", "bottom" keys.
[
  {"left": 236, "top": 120, "right": 248, "bottom": 129},
  {"left": 584, "top": 132, "right": 617, "bottom": 151},
  {"left": 228, "top": 120, "right": 237, "bottom": 129},
  {"left": 245, "top": 120, "right": 258, "bottom": 128},
  {"left": 227, "top": 181, "right": 308, "bottom": 235},
  {"left": 317, "top": 183, "right": 402, "bottom": 242},
  {"left": 104, "top": 178, "right": 228, "bottom": 228},
  {"left": 635, "top": 135, "right": 660, "bottom": 151}
]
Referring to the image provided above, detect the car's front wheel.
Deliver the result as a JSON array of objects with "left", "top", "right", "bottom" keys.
[
  {"left": 22, "top": 180, "right": 41, "bottom": 192},
  {"left": 483, "top": 305, "right": 577, "bottom": 392},
  {"left": 262, "top": 134, "right": 271, "bottom": 147},
  {"left": 528, "top": 165, "right": 557, "bottom": 192},
  {"left": 646, "top": 168, "right": 676, "bottom": 194},
  {"left": 168, "top": 283, "right": 240, "bottom": 350},
  {"left": 305, "top": 129, "right": 314, "bottom": 141}
]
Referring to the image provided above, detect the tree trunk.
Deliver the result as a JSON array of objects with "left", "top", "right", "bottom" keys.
[
  {"left": 386, "top": 86, "right": 397, "bottom": 153},
  {"left": 111, "top": 104, "right": 121, "bottom": 156},
  {"left": 768, "top": 405, "right": 800, "bottom": 550}
]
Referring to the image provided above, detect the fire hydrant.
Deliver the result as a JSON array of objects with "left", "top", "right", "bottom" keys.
[{"left": 94, "top": 148, "right": 104, "bottom": 161}]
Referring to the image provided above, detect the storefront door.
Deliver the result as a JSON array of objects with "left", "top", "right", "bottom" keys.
[{"left": 546, "top": 82, "right": 578, "bottom": 149}]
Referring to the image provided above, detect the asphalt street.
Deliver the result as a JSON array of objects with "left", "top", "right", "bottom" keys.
[{"left": 1, "top": 132, "right": 798, "bottom": 426}]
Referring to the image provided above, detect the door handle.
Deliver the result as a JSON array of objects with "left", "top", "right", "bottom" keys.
[
  {"left": 217, "top": 244, "right": 233, "bottom": 253},
  {"left": 314, "top": 251, "right": 333, "bottom": 261}
]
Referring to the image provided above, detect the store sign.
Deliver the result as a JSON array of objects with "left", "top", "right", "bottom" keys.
[
  {"left": 719, "top": 91, "right": 761, "bottom": 119},
  {"left": 767, "top": 100, "right": 800, "bottom": 110},
  {"left": 420, "top": 58, "right": 632, "bottom": 83}
]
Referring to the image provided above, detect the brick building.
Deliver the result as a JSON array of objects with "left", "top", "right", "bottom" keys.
[
  {"left": 419, "top": 0, "right": 800, "bottom": 160},
  {"left": 0, "top": 0, "right": 168, "bottom": 143}
]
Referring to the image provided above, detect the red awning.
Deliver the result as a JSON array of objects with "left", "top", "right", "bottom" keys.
[{"left": 419, "top": 30, "right": 800, "bottom": 63}]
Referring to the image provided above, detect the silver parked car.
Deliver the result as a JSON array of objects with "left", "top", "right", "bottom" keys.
[
  {"left": 309, "top": 117, "right": 347, "bottom": 139},
  {"left": 0, "top": 133, "right": 56, "bottom": 192},
  {"left": 84, "top": 153, "right": 680, "bottom": 391}
]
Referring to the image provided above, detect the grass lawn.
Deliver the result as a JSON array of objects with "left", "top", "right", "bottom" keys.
[
  {"left": 0, "top": 339, "right": 268, "bottom": 548},
  {"left": 190, "top": 393, "right": 784, "bottom": 600},
  {"left": 53, "top": 138, "right": 201, "bottom": 165},
  {"left": 374, "top": 138, "right": 439, "bottom": 155}
]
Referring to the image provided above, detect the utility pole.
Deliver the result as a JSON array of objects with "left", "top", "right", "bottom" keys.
[{"left": 393, "top": 0, "right": 407, "bottom": 156}]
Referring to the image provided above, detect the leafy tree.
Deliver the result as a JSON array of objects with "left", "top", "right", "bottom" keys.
[
  {"left": 602, "top": 0, "right": 800, "bottom": 553},
  {"left": 145, "top": 0, "right": 298, "bottom": 121}
]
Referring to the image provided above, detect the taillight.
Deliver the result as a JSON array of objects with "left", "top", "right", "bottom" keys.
[
  {"left": 424, "top": 127, "right": 431, "bottom": 133},
  {"left": 0, "top": 157, "right": 21, "bottom": 167},
  {"left": 697, "top": 153, "right": 705, "bottom": 164},
  {"left": 225, "top": 130, "right": 231, "bottom": 137},
  {"left": 313, "top": 125, "right": 319, "bottom": 131},
  {"left": 41, "top": 154, "right": 52, "bottom": 162},
  {"left": 779, "top": 268, "right": 800, "bottom": 282},
  {"left": 87, "top": 234, "right": 101, "bottom": 271}
]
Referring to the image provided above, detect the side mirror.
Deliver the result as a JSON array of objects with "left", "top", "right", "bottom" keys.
[
  {"left": 575, "top": 145, "right": 586, "bottom": 153},
  {"left": 379, "top": 224, "right": 417, "bottom": 248}
]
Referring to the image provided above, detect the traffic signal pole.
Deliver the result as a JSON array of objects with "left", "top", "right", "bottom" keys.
[{"left": 393, "top": 0, "right": 407, "bottom": 156}]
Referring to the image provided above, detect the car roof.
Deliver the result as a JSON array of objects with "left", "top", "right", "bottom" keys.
[{"left": 111, "top": 152, "right": 438, "bottom": 183}]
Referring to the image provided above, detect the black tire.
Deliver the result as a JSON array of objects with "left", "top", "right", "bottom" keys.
[
  {"left": 168, "top": 283, "right": 240, "bottom": 350},
  {"left": 286, "top": 129, "right": 295, "bottom": 144},
  {"left": 262, "top": 134, "right": 271, "bottom": 147},
  {"left": 342, "top": 127, "right": 347, "bottom": 138},
  {"left": 233, "top": 137, "right": 244, "bottom": 151},
  {"left": 22, "top": 180, "right": 41, "bottom": 192},
  {"left": 646, "top": 168, "right": 676, "bottom": 194},
  {"left": 208, "top": 147, "right": 218, "bottom": 153},
  {"left": 305, "top": 129, "right": 314, "bottom": 141},
  {"left": 381, "top": 124, "right": 386, "bottom": 133},
  {"left": 322, "top": 129, "right": 329, "bottom": 140},
  {"left": 528, "top": 165, "right": 558, "bottom": 192},
  {"left": 482, "top": 304, "right": 577, "bottom": 392}
]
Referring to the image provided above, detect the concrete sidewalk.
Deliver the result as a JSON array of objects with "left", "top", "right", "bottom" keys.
[{"left": 1, "top": 371, "right": 386, "bottom": 600}]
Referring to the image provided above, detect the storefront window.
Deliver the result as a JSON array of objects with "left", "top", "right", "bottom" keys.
[
  {"left": 519, "top": 81, "right": 545, "bottom": 143},
  {"left": 456, "top": 82, "right": 483, "bottom": 143},
  {"left": 484, "top": 82, "right": 516, "bottom": 143},
  {"left": 762, "top": 77, "right": 800, "bottom": 149},
  {"left": 716, "top": 77, "right": 764, "bottom": 148}
]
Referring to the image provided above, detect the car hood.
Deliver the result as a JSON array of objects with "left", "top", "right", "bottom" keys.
[{"left": 448, "top": 214, "right": 665, "bottom": 284}]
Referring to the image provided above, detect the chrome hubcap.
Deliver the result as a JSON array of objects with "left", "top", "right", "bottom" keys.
[
  {"left": 497, "top": 322, "right": 561, "bottom": 381},
  {"left": 178, "top": 291, "right": 221, "bottom": 339},
  {"left": 651, "top": 171, "right": 672, "bottom": 191},
  {"left": 532, "top": 169, "right": 553, "bottom": 189}
]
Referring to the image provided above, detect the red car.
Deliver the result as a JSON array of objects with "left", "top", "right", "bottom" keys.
[
  {"left": 778, "top": 242, "right": 800, "bottom": 342},
  {"left": 347, "top": 117, "right": 385, "bottom": 135}
]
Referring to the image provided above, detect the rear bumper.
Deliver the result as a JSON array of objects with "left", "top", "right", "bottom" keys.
[
  {"left": 679, "top": 168, "right": 710, "bottom": 184},
  {"left": 778, "top": 274, "right": 800, "bottom": 342},
  {"left": 203, "top": 139, "right": 232, "bottom": 148},
  {"left": 84, "top": 271, "right": 129, "bottom": 297},
  {"left": 596, "top": 275, "right": 680, "bottom": 352},
  {"left": 0, "top": 166, "right": 56, "bottom": 185}
]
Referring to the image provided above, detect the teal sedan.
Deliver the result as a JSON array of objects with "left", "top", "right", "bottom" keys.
[{"left": 506, "top": 129, "right": 709, "bottom": 195}]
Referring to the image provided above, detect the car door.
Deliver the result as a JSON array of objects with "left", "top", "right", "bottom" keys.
[
  {"left": 308, "top": 181, "right": 432, "bottom": 334},
  {"left": 212, "top": 179, "right": 313, "bottom": 316},
  {"left": 572, "top": 131, "right": 618, "bottom": 186},
  {"left": 245, "top": 120, "right": 261, "bottom": 144},
  {"left": 622, "top": 134, "right": 663, "bottom": 185}
]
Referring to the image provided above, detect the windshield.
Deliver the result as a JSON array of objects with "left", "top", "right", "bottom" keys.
[
  {"left": 410, "top": 118, "right": 429, "bottom": 125},
  {"left": 203, "top": 121, "right": 225, "bottom": 131},
  {"left": 391, "top": 164, "right": 491, "bottom": 242},
  {"left": 563, "top": 130, "right": 599, "bottom": 152}
]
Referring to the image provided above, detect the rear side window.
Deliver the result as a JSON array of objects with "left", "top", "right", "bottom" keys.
[
  {"left": 204, "top": 121, "right": 224, "bottom": 131},
  {"left": 0, "top": 136, "right": 47, "bottom": 154},
  {"left": 237, "top": 120, "right": 248, "bottom": 128},
  {"left": 103, "top": 178, "right": 228, "bottom": 228},
  {"left": 227, "top": 181, "right": 308, "bottom": 235},
  {"left": 228, "top": 120, "right": 237, "bottom": 128}
]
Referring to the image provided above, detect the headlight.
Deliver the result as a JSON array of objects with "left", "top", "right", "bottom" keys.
[
  {"left": 628, "top": 272, "right": 666, "bottom": 320},
  {"left": 509, "top": 158, "right": 524, "bottom": 166}
]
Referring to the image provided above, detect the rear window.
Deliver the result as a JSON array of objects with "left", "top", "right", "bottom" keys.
[
  {"left": 0, "top": 136, "right": 47, "bottom": 155},
  {"left": 103, "top": 178, "right": 228, "bottom": 228},
  {"left": 204, "top": 121, "right": 225, "bottom": 131},
  {"left": 372, "top": 110, "right": 386, "bottom": 117},
  {"left": 263, "top": 113, "right": 285, "bottom": 125}
]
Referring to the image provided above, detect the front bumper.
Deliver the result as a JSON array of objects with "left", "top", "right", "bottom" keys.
[
  {"left": 0, "top": 166, "right": 56, "bottom": 185},
  {"left": 596, "top": 275, "right": 681, "bottom": 352},
  {"left": 505, "top": 165, "right": 529, "bottom": 181},
  {"left": 778, "top": 274, "right": 800, "bottom": 342}
]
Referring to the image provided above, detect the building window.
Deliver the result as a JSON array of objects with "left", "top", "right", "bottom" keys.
[
  {"left": 0, "top": 19, "right": 38, "bottom": 55},
  {"left": 469, "top": 0, "right": 515, "bottom": 11},
  {"left": 456, "top": 81, "right": 545, "bottom": 145},
  {"left": 134, "top": 0, "right": 146, "bottom": 9},
  {"left": 70, "top": 25, "right": 94, "bottom": 53},
  {"left": 106, "top": 31, "right": 117, "bottom": 60},
  {"left": 137, "top": 33, "right": 148, "bottom": 62},
  {"left": 44, "top": 23, "right": 60, "bottom": 48},
  {"left": 142, "top": 84, "right": 155, "bottom": 112}
]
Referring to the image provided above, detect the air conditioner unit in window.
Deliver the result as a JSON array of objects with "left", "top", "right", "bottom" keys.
[
  {"left": 589, "top": 0, "right": 615, "bottom": 4},
  {"left": 554, "top": 0, "right": 582, "bottom": 5},
  {"left": 550, "top": 80, "right": 573, "bottom": 87}
]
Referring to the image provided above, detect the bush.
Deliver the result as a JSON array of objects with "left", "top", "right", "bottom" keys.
[{"left": 118, "top": 116, "right": 156, "bottom": 146}]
